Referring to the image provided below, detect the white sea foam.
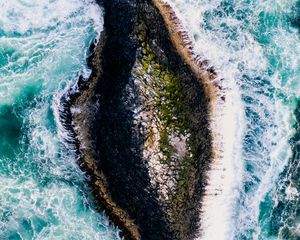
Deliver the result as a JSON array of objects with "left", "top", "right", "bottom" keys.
[
  {"left": 0, "top": 1, "right": 120, "bottom": 239},
  {"left": 165, "top": 0, "right": 299, "bottom": 239},
  {"left": 0, "top": 0, "right": 103, "bottom": 105},
  {"left": 164, "top": 1, "right": 245, "bottom": 238},
  {"left": 0, "top": 0, "right": 103, "bottom": 36},
  {"left": 0, "top": 177, "right": 120, "bottom": 240}
]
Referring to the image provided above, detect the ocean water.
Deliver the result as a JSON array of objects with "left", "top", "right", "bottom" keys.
[
  {"left": 0, "top": 0, "right": 121, "bottom": 239},
  {"left": 166, "top": 0, "right": 300, "bottom": 239},
  {"left": 2, "top": 0, "right": 300, "bottom": 239}
]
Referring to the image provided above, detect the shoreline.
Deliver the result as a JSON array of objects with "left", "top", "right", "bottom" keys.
[
  {"left": 152, "top": 0, "right": 222, "bottom": 103},
  {"left": 62, "top": 34, "right": 141, "bottom": 240},
  {"left": 151, "top": 2, "right": 236, "bottom": 238},
  {"left": 151, "top": 0, "right": 226, "bottom": 161},
  {"left": 156, "top": 1, "right": 246, "bottom": 239},
  {"left": 64, "top": 0, "right": 218, "bottom": 239}
]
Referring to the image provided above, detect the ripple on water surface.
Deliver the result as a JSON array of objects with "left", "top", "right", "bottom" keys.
[
  {"left": 166, "top": 0, "right": 300, "bottom": 239},
  {"left": 0, "top": 0, "right": 120, "bottom": 239}
]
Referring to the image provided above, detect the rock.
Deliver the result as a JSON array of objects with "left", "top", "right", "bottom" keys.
[{"left": 66, "top": 0, "right": 213, "bottom": 240}]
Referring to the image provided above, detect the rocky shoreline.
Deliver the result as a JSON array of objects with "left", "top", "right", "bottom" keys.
[{"left": 64, "top": 0, "right": 215, "bottom": 239}]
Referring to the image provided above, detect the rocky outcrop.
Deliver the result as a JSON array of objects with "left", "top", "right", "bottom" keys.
[{"left": 67, "top": 0, "right": 214, "bottom": 239}]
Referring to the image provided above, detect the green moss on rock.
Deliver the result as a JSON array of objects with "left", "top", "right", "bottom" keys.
[{"left": 132, "top": 21, "right": 198, "bottom": 223}]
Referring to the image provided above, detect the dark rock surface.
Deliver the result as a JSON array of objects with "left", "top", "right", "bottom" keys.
[
  {"left": 92, "top": 1, "right": 173, "bottom": 239},
  {"left": 65, "top": 0, "right": 213, "bottom": 239}
]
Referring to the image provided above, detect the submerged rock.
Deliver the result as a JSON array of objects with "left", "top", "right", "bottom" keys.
[{"left": 68, "top": 0, "right": 213, "bottom": 239}]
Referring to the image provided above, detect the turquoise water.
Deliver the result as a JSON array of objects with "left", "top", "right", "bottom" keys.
[
  {"left": 2, "top": 0, "right": 300, "bottom": 239},
  {"left": 0, "top": 0, "right": 120, "bottom": 239},
  {"left": 168, "top": 0, "right": 300, "bottom": 239}
]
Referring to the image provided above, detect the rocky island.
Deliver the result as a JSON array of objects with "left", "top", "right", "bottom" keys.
[
  {"left": 63, "top": 0, "right": 220, "bottom": 239},
  {"left": 2, "top": 0, "right": 298, "bottom": 239}
]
